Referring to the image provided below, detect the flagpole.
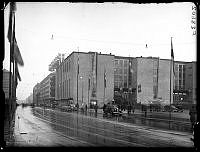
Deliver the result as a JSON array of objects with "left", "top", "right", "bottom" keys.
[
  {"left": 103, "top": 66, "right": 105, "bottom": 104},
  {"left": 9, "top": 40, "right": 12, "bottom": 115},
  {"left": 77, "top": 47, "right": 79, "bottom": 108},
  {"left": 169, "top": 37, "right": 173, "bottom": 128}
]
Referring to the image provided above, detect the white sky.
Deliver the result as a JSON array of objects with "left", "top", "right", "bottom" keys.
[{"left": 3, "top": 2, "right": 197, "bottom": 101}]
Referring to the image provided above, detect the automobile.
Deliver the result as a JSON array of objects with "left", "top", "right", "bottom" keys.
[
  {"left": 69, "top": 103, "right": 77, "bottom": 111},
  {"left": 61, "top": 104, "right": 77, "bottom": 112},
  {"left": 103, "top": 104, "right": 122, "bottom": 116},
  {"left": 60, "top": 105, "right": 71, "bottom": 112},
  {"left": 175, "top": 105, "right": 184, "bottom": 112},
  {"left": 163, "top": 105, "right": 182, "bottom": 112}
]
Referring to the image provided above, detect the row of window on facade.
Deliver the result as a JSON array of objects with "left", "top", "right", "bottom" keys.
[
  {"left": 60, "top": 59, "right": 72, "bottom": 73},
  {"left": 57, "top": 78, "right": 71, "bottom": 99}
]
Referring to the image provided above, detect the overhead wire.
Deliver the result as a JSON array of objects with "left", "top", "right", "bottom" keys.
[{"left": 18, "top": 27, "right": 196, "bottom": 47}]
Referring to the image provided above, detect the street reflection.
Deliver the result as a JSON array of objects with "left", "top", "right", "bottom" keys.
[{"left": 31, "top": 107, "right": 192, "bottom": 147}]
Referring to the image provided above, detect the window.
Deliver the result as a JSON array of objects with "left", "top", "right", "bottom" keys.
[
  {"left": 124, "top": 68, "right": 128, "bottom": 74},
  {"left": 119, "top": 69, "right": 123, "bottom": 74},
  {"left": 124, "top": 82, "right": 127, "bottom": 88},
  {"left": 115, "top": 60, "right": 118, "bottom": 66},
  {"left": 124, "top": 60, "right": 128, "bottom": 67},
  {"left": 69, "top": 60, "right": 71, "bottom": 72},
  {"left": 153, "top": 77, "right": 157, "bottom": 83},
  {"left": 67, "top": 62, "right": 68, "bottom": 72},
  {"left": 119, "top": 75, "right": 122, "bottom": 81},
  {"left": 114, "top": 81, "right": 118, "bottom": 88},
  {"left": 153, "top": 60, "right": 158, "bottom": 67},
  {"left": 119, "top": 60, "right": 123, "bottom": 67},
  {"left": 119, "top": 82, "right": 123, "bottom": 88},
  {"left": 153, "top": 69, "right": 157, "bottom": 75}
]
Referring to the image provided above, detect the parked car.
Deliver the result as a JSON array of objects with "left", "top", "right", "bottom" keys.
[
  {"left": 60, "top": 105, "right": 71, "bottom": 112},
  {"left": 163, "top": 105, "right": 182, "bottom": 112},
  {"left": 103, "top": 104, "right": 122, "bottom": 116},
  {"left": 61, "top": 104, "right": 77, "bottom": 112}
]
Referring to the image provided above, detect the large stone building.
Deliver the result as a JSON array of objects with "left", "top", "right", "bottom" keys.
[
  {"left": 33, "top": 72, "right": 55, "bottom": 106},
  {"left": 55, "top": 51, "right": 114, "bottom": 108},
  {"left": 52, "top": 51, "right": 196, "bottom": 108},
  {"left": 114, "top": 56, "right": 196, "bottom": 106}
]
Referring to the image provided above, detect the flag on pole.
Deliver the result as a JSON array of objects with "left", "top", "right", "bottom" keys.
[
  {"left": 171, "top": 37, "right": 175, "bottom": 76},
  {"left": 88, "top": 78, "right": 90, "bottom": 90},
  {"left": 104, "top": 67, "right": 106, "bottom": 88}
]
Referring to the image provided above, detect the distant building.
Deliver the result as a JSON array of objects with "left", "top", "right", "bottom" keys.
[
  {"left": 25, "top": 93, "right": 33, "bottom": 104},
  {"left": 33, "top": 83, "right": 40, "bottom": 106},
  {"left": 33, "top": 72, "right": 55, "bottom": 106},
  {"left": 55, "top": 51, "right": 114, "bottom": 108}
]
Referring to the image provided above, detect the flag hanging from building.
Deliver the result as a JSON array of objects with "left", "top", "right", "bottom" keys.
[
  {"left": 104, "top": 68, "right": 106, "bottom": 88},
  {"left": 7, "top": 2, "right": 16, "bottom": 43},
  {"left": 15, "top": 61, "right": 21, "bottom": 87},
  {"left": 7, "top": 2, "right": 24, "bottom": 66},
  {"left": 13, "top": 37, "right": 24, "bottom": 66}
]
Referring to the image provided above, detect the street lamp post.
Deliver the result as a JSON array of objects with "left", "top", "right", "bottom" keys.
[{"left": 80, "top": 76, "right": 83, "bottom": 104}]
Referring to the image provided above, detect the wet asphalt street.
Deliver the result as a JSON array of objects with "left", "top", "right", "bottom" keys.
[{"left": 13, "top": 105, "right": 193, "bottom": 147}]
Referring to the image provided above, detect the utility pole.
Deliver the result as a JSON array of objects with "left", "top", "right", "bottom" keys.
[
  {"left": 77, "top": 47, "right": 79, "bottom": 108},
  {"left": 88, "top": 77, "right": 90, "bottom": 108}
]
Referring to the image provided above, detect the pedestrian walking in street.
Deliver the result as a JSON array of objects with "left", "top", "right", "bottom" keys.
[
  {"left": 127, "top": 104, "right": 131, "bottom": 115},
  {"left": 103, "top": 103, "right": 106, "bottom": 113},
  {"left": 76, "top": 103, "right": 79, "bottom": 112},
  {"left": 95, "top": 104, "right": 98, "bottom": 114},
  {"left": 144, "top": 105, "right": 147, "bottom": 117},
  {"left": 132, "top": 105, "right": 135, "bottom": 114}
]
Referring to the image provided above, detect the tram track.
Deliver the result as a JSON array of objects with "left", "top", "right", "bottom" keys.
[{"left": 33, "top": 108, "right": 192, "bottom": 147}]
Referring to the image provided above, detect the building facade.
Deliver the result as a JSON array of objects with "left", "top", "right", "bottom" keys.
[
  {"left": 33, "top": 83, "right": 40, "bottom": 106},
  {"left": 33, "top": 72, "right": 55, "bottom": 106},
  {"left": 185, "top": 62, "right": 196, "bottom": 104},
  {"left": 55, "top": 51, "right": 114, "bottom": 108},
  {"left": 3, "top": 69, "right": 13, "bottom": 101},
  {"left": 113, "top": 56, "right": 196, "bottom": 106},
  {"left": 53, "top": 51, "right": 196, "bottom": 108}
]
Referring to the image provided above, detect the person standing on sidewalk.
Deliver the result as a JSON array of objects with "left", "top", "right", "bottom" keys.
[
  {"left": 189, "top": 106, "right": 196, "bottom": 130},
  {"left": 94, "top": 103, "right": 98, "bottom": 114},
  {"left": 132, "top": 105, "right": 135, "bottom": 114}
]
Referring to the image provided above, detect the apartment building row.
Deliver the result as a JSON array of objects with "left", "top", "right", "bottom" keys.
[
  {"left": 54, "top": 51, "right": 196, "bottom": 108},
  {"left": 33, "top": 72, "right": 55, "bottom": 106}
]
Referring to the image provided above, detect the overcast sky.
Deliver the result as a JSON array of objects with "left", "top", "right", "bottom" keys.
[{"left": 3, "top": 2, "right": 197, "bottom": 101}]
